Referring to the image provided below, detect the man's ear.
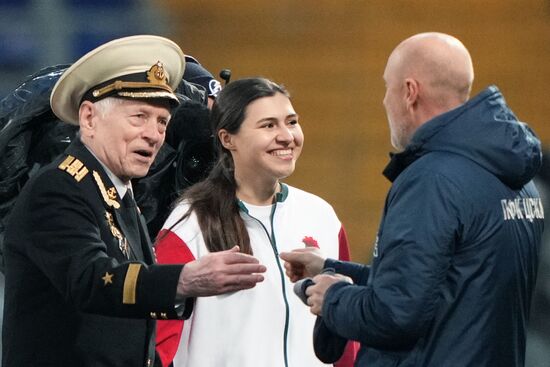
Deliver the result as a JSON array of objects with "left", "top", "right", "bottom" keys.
[
  {"left": 218, "top": 129, "right": 236, "bottom": 150},
  {"left": 78, "top": 101, "right": 96, "bottom": 136},
  {"left": 404, "top": 78, "right": 419, "bottom": 109}
]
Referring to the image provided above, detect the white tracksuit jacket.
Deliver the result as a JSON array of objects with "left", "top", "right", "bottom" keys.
[{"left": 155, "top": 184, "right": 352, "bottom": 367}]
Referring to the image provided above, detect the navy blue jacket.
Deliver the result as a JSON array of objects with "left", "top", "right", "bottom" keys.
[{"left": 323, "top": 86, "right": 544, "bottom": 366}]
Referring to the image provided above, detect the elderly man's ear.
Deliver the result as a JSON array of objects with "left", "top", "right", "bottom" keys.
[{"left": 78, "top": 101, "right": 96, "bottom": 137}]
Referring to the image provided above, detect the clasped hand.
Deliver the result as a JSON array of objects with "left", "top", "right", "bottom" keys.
[{"left": 279, "top": 247, "right": 351, "bottom": 316}]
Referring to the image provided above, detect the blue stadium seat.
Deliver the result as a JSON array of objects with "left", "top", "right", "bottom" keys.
[
  {"left": 0, "top": 32, "right": 37, "bottom": 68},
  {"left": 70, "top": 32, "right": 135, "bottom": 60},
  {"left": 0, "top": 0, "right": 31, "bottom": 7},
  {"left": 64, "top": 0, "right": 132, "bottom": 8}
]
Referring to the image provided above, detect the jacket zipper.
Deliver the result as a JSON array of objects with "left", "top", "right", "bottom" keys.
[{"left": 242, "top": 204, "right": 290, "bottom": 367}]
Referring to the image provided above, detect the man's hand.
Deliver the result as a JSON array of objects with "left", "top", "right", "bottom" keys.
[
  {"left": 306, "top": 274, "right": 352, "bottom": 316},
  {"left": 177, "top": 246, "right": 266, "bottom": 298},
  {"left": 279, "top": 247, "right": 326, "bottom": 282}
]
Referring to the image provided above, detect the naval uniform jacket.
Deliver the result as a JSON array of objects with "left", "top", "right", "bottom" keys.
[{"left": 2, "top": 138, "right": 192, "bottom": 367}]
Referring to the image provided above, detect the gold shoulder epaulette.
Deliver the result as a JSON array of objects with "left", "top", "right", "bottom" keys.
[
  {"left": 58, "top": 155, "right": 89, "bottom": 182},
  {"left": 92, "top": 171, "right": 120, "bottom": 209}
]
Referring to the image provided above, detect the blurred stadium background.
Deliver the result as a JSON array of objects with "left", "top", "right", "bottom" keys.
[{"left": 1, "top": 0, "right": 549, "bottom": 365}]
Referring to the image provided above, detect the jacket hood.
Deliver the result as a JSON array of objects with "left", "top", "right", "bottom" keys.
[{"left": 385, "top": 86, "right": 542, "bottom": 189}]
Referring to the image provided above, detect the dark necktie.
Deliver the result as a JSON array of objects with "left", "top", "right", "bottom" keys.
[{"left": 121, "top": 189, "right": 144, "bottom": 260}]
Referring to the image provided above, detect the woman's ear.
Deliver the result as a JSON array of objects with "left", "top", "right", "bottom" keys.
[{"left": 218, "top": 129, "right": 236, "bottom": 150}]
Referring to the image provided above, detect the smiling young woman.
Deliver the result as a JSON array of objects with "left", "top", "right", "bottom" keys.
[{"left": 154, "top": 77, "right": 356, "bottom": 367}]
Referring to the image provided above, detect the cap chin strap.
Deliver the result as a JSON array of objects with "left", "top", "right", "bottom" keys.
[
  {"left": 92, "top": 80, "right": 174, "bottom": 99},
  {"left": 117, "top": 90, "right": 179, "bottom": 102}
]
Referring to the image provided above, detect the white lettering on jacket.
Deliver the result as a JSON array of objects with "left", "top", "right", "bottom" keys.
[
  {"left": 501, "top": 197, "right": 545, "bottom": 222},
  {"left": 373, "top": 236, "right": 379, "bottom": 258}
]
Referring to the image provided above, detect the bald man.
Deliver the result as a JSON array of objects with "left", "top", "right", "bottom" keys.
[
  {"left": 383, "top": 32, "right": 474, "bottom": 151},
  {"left": 280, "top": 32, "right": 543, "bottom": 366}
]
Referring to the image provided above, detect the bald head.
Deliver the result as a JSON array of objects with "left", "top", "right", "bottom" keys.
[
  {"left": 388, "top": 32, "right": 474, "bottom": 107},
  {"left": 382, "top": 32, "right": 474, "bottom": 151}
]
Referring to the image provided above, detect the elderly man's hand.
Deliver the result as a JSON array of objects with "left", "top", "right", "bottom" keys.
[
  {"left": 279, "top": 247, "right": 326, "bottom": 283},
  {"left": 177, "top": 246, "right": 266, "bottom": 298},
  {"left": 306, "top": 273, "right": 352, "bottom": 316}
]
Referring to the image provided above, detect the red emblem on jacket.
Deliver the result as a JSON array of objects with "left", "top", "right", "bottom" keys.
[{"left": 302, "top": 236, "right": 319, "bottom": 248}]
